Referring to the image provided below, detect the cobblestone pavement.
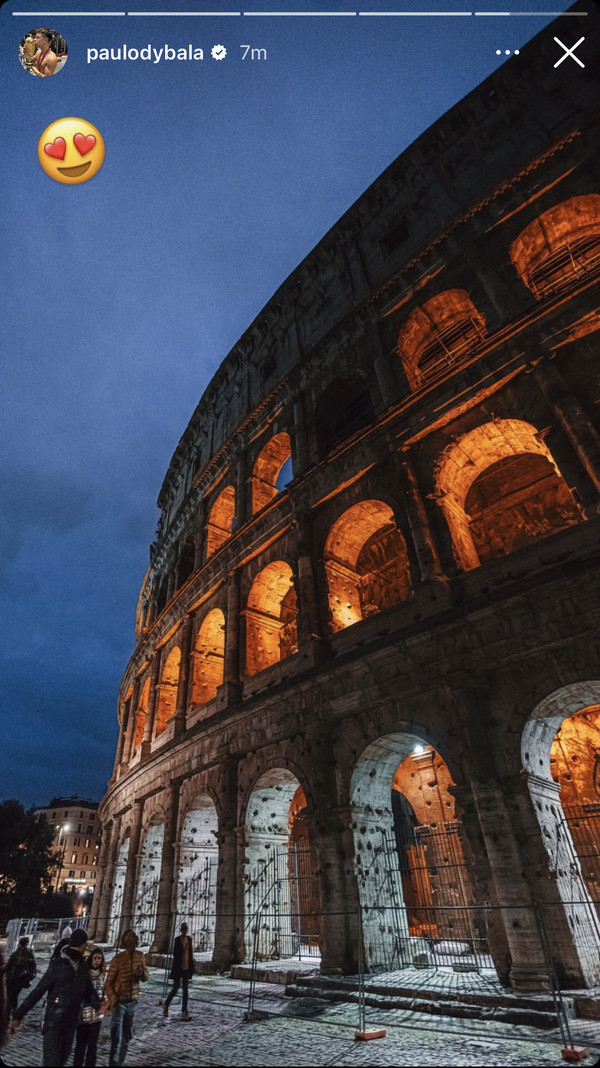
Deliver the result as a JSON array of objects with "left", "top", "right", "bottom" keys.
[{"left": 3, "top": 969, "right": 600, "bottom": 1067}]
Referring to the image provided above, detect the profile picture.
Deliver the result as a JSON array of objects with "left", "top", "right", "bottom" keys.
[{"left": 19, "top": 28, "right": 67, "bottom": 77}]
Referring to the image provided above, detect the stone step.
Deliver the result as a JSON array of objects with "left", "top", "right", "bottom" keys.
[{"left": 285, "top": 975, "right": 571, "bottom": 1030}]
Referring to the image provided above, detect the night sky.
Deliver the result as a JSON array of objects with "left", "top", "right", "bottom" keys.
[{"left": 1, "top": 1, "right": 577, "bottom": 806}]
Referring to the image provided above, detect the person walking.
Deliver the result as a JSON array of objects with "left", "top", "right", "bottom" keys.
[
  {"left": 4, "top": 937, "right": 36, "bottom": 1018},
  {"left": 72, "top": 947, "right": 106, "bottom": 1067},
  {"left": 104, "top": 930, "right": 148, "bottom": 1067},
  {"left": 163, "top": 923, "right": 195, "bottom": 1021},
  {"left": 10, "top": 930, "right": 104, "bottom": 1067}
]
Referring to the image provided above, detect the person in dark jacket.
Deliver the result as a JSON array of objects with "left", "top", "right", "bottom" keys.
[
  {"left": 10, "top": 930, "right": 105, "bottom": 1067},
  {"left": 163, "top": 923, "right": 195, "bottom": 1021},
  {"left": 73, "top": 947, "right": 106, "bottom": 1067},
  {"left": 5, "top": 937, "right": 36, "bottom": 1018}
]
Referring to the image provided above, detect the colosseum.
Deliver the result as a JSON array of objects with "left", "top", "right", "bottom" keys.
[{"left": 94, "top": 15, "right": 600, "bottom": 1002}]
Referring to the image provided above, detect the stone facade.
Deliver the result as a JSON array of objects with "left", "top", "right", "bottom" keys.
[{"left": 95, "top": 16, "right": 600, "bottom": 994}]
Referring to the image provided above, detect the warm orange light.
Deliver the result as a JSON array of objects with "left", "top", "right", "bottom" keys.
[
  {"left": 251, "top": 433, "right": 291, "bottom": 514},
  {"left": 154, "top": 646, "right": 181, "bottom": 736},
  {"left": 397, "top": 290, "right": 487, "bottom": 390},
  {"left": 510, "top": 195, "right": 600, "bottom": 298},
  {"left": 190, "top": 608, "right": 225, "bottom": 707},
  {"left": 245, "top": 561, "right": 298, "bottom": 676},
  {"left": 206, "top": 486, "right": 235, "bottom": 559}
]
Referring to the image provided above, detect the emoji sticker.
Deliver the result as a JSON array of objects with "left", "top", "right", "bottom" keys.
[{"left": 38, "top": 117, "right": 105, "bottom": 184}]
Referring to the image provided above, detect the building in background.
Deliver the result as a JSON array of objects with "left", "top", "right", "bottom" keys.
[
  {"left": 94, "top": 13, "right": 600, "bottom": 1004},
  {"left": 34, "top": 797, "right": 101, "bottom": 908}
]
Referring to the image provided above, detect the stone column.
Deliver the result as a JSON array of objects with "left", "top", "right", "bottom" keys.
[
  {"left": 214, "top": 765, "right": 239, "bottom": 968},
  {"left": 235, "top": 450, "right": 249, "bottom": 528},
  {"left": 397, "top": 451, "right": 447, "bottom": 583},
  {"left": 292, "top": 391, "right": 311, "bottom": 474},
  {"left": 294, "top": 511, "right": 324, "bottom": 663},
  {"left": 469, "top": 777, "right": 551, "bottom": 990},
  {"left": 312, "top": 801, "right": 361, "bottom": 974},
  {"left": 193, "top": 501, "right": 205, "bottom": 571},
  {"left": 534, "top": 356, "right": 600, "bottom": 501},
  {"left": 141, "top": 653, "right": 161, "bottom": 758},
  {"left": 166, "top": 567, "right": 176, "bottom": 603},
  {"left": 119, "top": 800, "right": 145, "bottom": 938},
  {"left": 152, "top": 782, "right": 181, "bottom": 953},
  {"left": 173, "top": 615, "right": 193, "bottom": 739},
  {"left": 218, "top": 570, "right": 242, "bottom": 707},
  {"left": 90, "top": 815, "right": 121, "bottom": 942}
]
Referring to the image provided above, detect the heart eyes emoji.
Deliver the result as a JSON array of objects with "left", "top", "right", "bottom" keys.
[
  {"left": 38, "top": 118, "right": 105, "bottom": 184},
  {"left": 44, "top": 133, "right": 96, "bottom": 159}
]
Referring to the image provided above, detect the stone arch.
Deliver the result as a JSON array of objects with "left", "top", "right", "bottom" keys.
[
  {"left": 251, "top": 432, "right": 292, "bottom": 514},
  {"left": 435, "top": 418, "right": 581, "bottom": 570},
  {"left": 245, "top": 561, "right": 298, "bottom": 676},
  {"left": 510, "top": 195, "right": 600, "bottom": 298},
  {"left": 177, "top": 794, "right": 219, "bottom": 956},
  {"left": 350, "top": 732, "right": 490, "bottom": 975},
  {"left": 244, "top": 767, "right": 319, "bottom": 961},
  {"left": 189, "top": 609, "right": 225, "bottom": 708},
  {"left": 107, "top": 835, "right": 130, "bottom": 945},
  {"left": 397, "top": 290, "right": 487, "bottom": 390},
  {"left": 133, "top": 823, "right": 164, "bottom": 948},
  {"left": 324, "top": 500, "right": 411, "bottom": 632},
  {"left": 206, "top": 486, "right": 235, "bottom": 559},
  {"left": 522, "top": 682, "right": 600, "bottom": 986},
  {"left": 154, "top": 646, "right": 181, "bottom": 737},
  {"left": 314, "top": 377, "right": 375, "bottom": 458}
]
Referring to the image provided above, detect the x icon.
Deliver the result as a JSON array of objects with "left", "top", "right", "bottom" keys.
[{"left": 553, "top": 36, "right": 585, "bottom": 69}]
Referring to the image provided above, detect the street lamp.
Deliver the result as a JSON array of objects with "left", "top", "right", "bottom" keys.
[{"left": 54, "top": 824, "right": 70, "bottom": 892}]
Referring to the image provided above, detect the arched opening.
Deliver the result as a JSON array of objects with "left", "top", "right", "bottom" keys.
[
  {"left": 523, "top": 684, "right": 600, "bottom": 986},
  {"left": 176, "top": 538, "right": 195, "bottom": 588},
  {"left": 206, "top": 486, "right": 235, "bottom": 559},
  {"left": 244, "top": 768, "right": 320, "bottom": 962},
  {"left": 133, "top": 678, "right": 150, "bottom": 752},
  {"left": 397, "top": 290, "right": 487, "bottom": 390},
  {"left": 324, "top": 501, "right": 411, "bottom": 632},
  {"left": 315, "top": 378, "right": 374, "bottom": 458},
  {"left": 189, "top": 609, "right": 225, "bottom": 708},
  {"left": 154, "top": 647, "right": 181, "bottom": 737},
  {"left": 251, "top": 433, "right": 292, "bottom": 514},
  {"left": 107, "top": 837, "right": 129, "bottom": 945},
  {"left": 245, "top": 562, "right": 298, "bottom": 676},
  {"left": 133, "top": 824, "right": 164, "bottom": 948},
  {"left": 510, "top": 195, "right": 600, "bottom": 298},
  {"left": 435, "top": 419, "right": 581, "bottom": 570},
  {"left": 177, "top": 797, "right": 218, "bottom": 958},
  {"left": 351, "top": 734, "right": 494, "bottom": 977}
]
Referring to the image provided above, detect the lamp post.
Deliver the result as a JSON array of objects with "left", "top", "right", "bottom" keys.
[{"left": 54, "top": 824, "right": 70, "bottom": 892}]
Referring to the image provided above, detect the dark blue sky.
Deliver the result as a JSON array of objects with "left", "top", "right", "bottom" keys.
[{"left": 1, "top": 1, "right": 578, "bottom": 806}]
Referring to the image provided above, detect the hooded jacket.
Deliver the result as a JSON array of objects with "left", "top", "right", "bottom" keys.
[{"left": 13, "top": 948, "right": 100, "bottom": 1031}]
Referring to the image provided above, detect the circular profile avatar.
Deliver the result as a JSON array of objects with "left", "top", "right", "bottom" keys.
[{"left": 19, "top": 27, "right": 67, "bottom": 77}]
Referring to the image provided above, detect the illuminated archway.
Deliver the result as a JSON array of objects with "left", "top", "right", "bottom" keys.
[
  {"left": 324, "top": 500, "right": 411, "bottom": 632},
  {"left": 251, "top": 433, "right": 292, "bottom": 514},
  {"left": 206, "top": 486, "right": 235, "bottom": 559},
  {"left": 177, "top": 797, "right": 218, "bottom": 956},
  {"left": 244, "top": 768, "right": 319, "bottom": 961},
  {"left": 245, "top": 562, "right": 298, "bottom": 676},
  {"left": 435, "top": 419, "right": 581, "bottom": 570},
  {"left": 397, "top": 290, "right": 487, "bottom": 390},
  {"left": 189, "top": 609, "right": 225, "bottom": 708},
  {"left": 154, "top": 647, "right": 181, "bottom": 737},
  {"left": 523, "top": 684, "right": 600, "bottom": 986},
  {"left": 351, "top": 734, "right": 490, "bottom": 975},
  {"left": 510, "top": 195, "right": 600, "bottom": 298}
]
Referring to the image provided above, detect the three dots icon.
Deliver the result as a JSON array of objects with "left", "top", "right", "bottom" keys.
[{"left": 496, "top": 49, "right": 520, "bottom": 56}]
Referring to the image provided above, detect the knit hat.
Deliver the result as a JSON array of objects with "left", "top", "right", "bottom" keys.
[{"left": 69, "top": 929, "right": 88, "bottom": 947}]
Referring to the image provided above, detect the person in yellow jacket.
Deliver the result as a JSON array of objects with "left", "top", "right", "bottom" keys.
[{"left": 104, "top": 930, "right": 148, "bottom": 1067}]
